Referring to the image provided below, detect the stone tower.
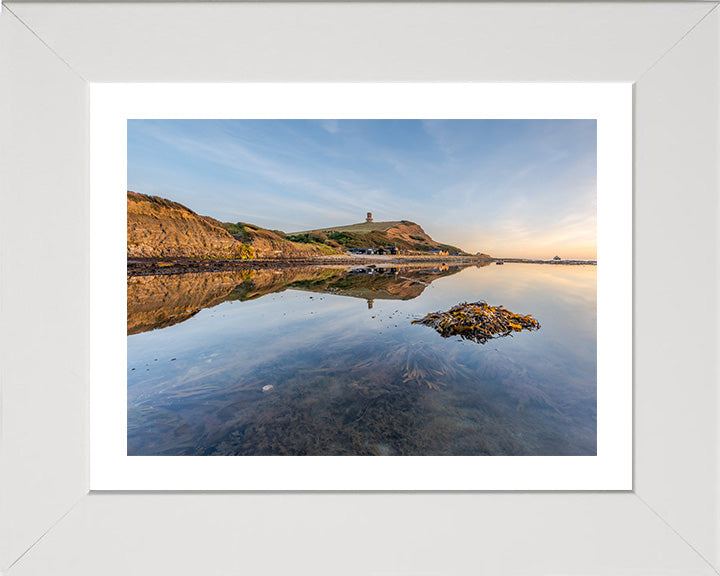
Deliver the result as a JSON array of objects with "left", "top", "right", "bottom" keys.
[{"left": 366, "top": 212, "right": 373, "bottom": 223}]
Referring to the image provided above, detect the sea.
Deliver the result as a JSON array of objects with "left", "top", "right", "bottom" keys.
[{"left": 127, "top": 262, "right": 596, "bottom": 456}]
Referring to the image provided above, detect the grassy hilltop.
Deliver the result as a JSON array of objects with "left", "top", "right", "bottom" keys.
[{"left": 286, "top": 220, "right": 466, "bottom": 254}]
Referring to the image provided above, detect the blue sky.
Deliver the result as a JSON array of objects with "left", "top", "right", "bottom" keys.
[{"left": 128, "top": 119, "right": 596, "bottom": 259}]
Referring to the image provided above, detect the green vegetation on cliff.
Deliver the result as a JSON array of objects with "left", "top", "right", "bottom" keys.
[
  {"left": 287, "top": 220, "right": 466, "bottom": 254},
  {"left": 127, "top": 191, "right": 343, "bottom": 260},
  {"left": 219, "top": 222, "right": 343, "bottom": 257}
]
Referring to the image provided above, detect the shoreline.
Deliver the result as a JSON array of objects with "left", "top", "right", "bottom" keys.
[
  {"left": 127, "top": 255, "right": 597, "bottom": 277},
  {"left": 496, "top": 258, "right": 597, "bottom": 265}
]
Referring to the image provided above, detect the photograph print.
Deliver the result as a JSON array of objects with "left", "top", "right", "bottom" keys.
[{"left": 126, "top": 119, "right": 597, "bottom": 457}]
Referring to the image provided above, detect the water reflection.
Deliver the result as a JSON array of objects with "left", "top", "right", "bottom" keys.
[
  {"left": 128, "top": 264, "right": 466, "bottom": 335},
  {"left": 127, "top": 263, "right": 596, "bottom": 456}
]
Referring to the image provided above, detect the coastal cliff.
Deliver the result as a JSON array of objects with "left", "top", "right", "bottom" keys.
[
  {"left": 127, "top": 191, "right": 340, "bottom": 259},
  {"left": 127, "top": 191, "right": 474, "bottom": 260},
  {"left": 288, "top": 219, "right": 465, "bottom": 254},
  {"left": 127, "top": 192, "right": 252, "bottom": 259}
]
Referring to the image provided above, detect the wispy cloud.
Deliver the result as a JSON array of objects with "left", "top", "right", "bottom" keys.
[
  {"left": 320, "top": 119, "right": 339, "bottom": 134},
  {"left": 133, "top": 121, "right": 384, "bottom": 225},
  {"left": 128, "top": 119, "right": 597, "bottom": 258}
]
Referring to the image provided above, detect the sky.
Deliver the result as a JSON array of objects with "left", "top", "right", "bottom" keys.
[{"left": 127, "top": 119, "right": 596, "bottom": 259}]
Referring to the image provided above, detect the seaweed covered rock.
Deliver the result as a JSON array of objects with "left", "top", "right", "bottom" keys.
[{"left": 412, "top": 301, "right": 540, "bottom": 344}]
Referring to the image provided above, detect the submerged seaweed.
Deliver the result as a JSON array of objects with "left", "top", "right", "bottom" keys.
[{"left": 412, "top": 301, "right": 540, "bottom": 344}]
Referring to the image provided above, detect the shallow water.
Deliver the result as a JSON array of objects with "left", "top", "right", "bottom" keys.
[{"left": 127, "top": 263, "right": 596, "bottom": 456}]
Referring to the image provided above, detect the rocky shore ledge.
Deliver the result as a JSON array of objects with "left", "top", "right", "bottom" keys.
[
  {"left": 127, "top": 255, "right": 493, "bottom": 277},
  {"left": 127, "top": 255, "right": 597, "bottom": 277},
  {"left": 496, "top": 258, "right": 597, "bottom": 265}
]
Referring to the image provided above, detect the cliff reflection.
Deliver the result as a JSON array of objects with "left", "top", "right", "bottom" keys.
[{"left": 128, "top": 264, "right": 468, "bottom": 335}]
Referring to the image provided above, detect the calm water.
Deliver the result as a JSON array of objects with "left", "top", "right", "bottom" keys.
[{"left": 127, "top": 263, "right": 596, "bottom": 455}]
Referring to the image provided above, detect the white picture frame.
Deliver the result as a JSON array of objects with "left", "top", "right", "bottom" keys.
[{"left": 1, "top": 2, "right": 718, "bottom": 574}]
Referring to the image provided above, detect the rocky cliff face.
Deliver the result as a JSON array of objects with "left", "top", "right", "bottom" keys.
[
  {"left": 127, "top": 191, "right": 338, "bottom": 259},
  {"left": 382, "top": 221, "right": 465, "bottom": 253},
  {"left": 127, "top": 192, "right": 253, "bottom": 259},
  {"left": 384, "top": 221, "right": 435, "bottom": 245}
]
